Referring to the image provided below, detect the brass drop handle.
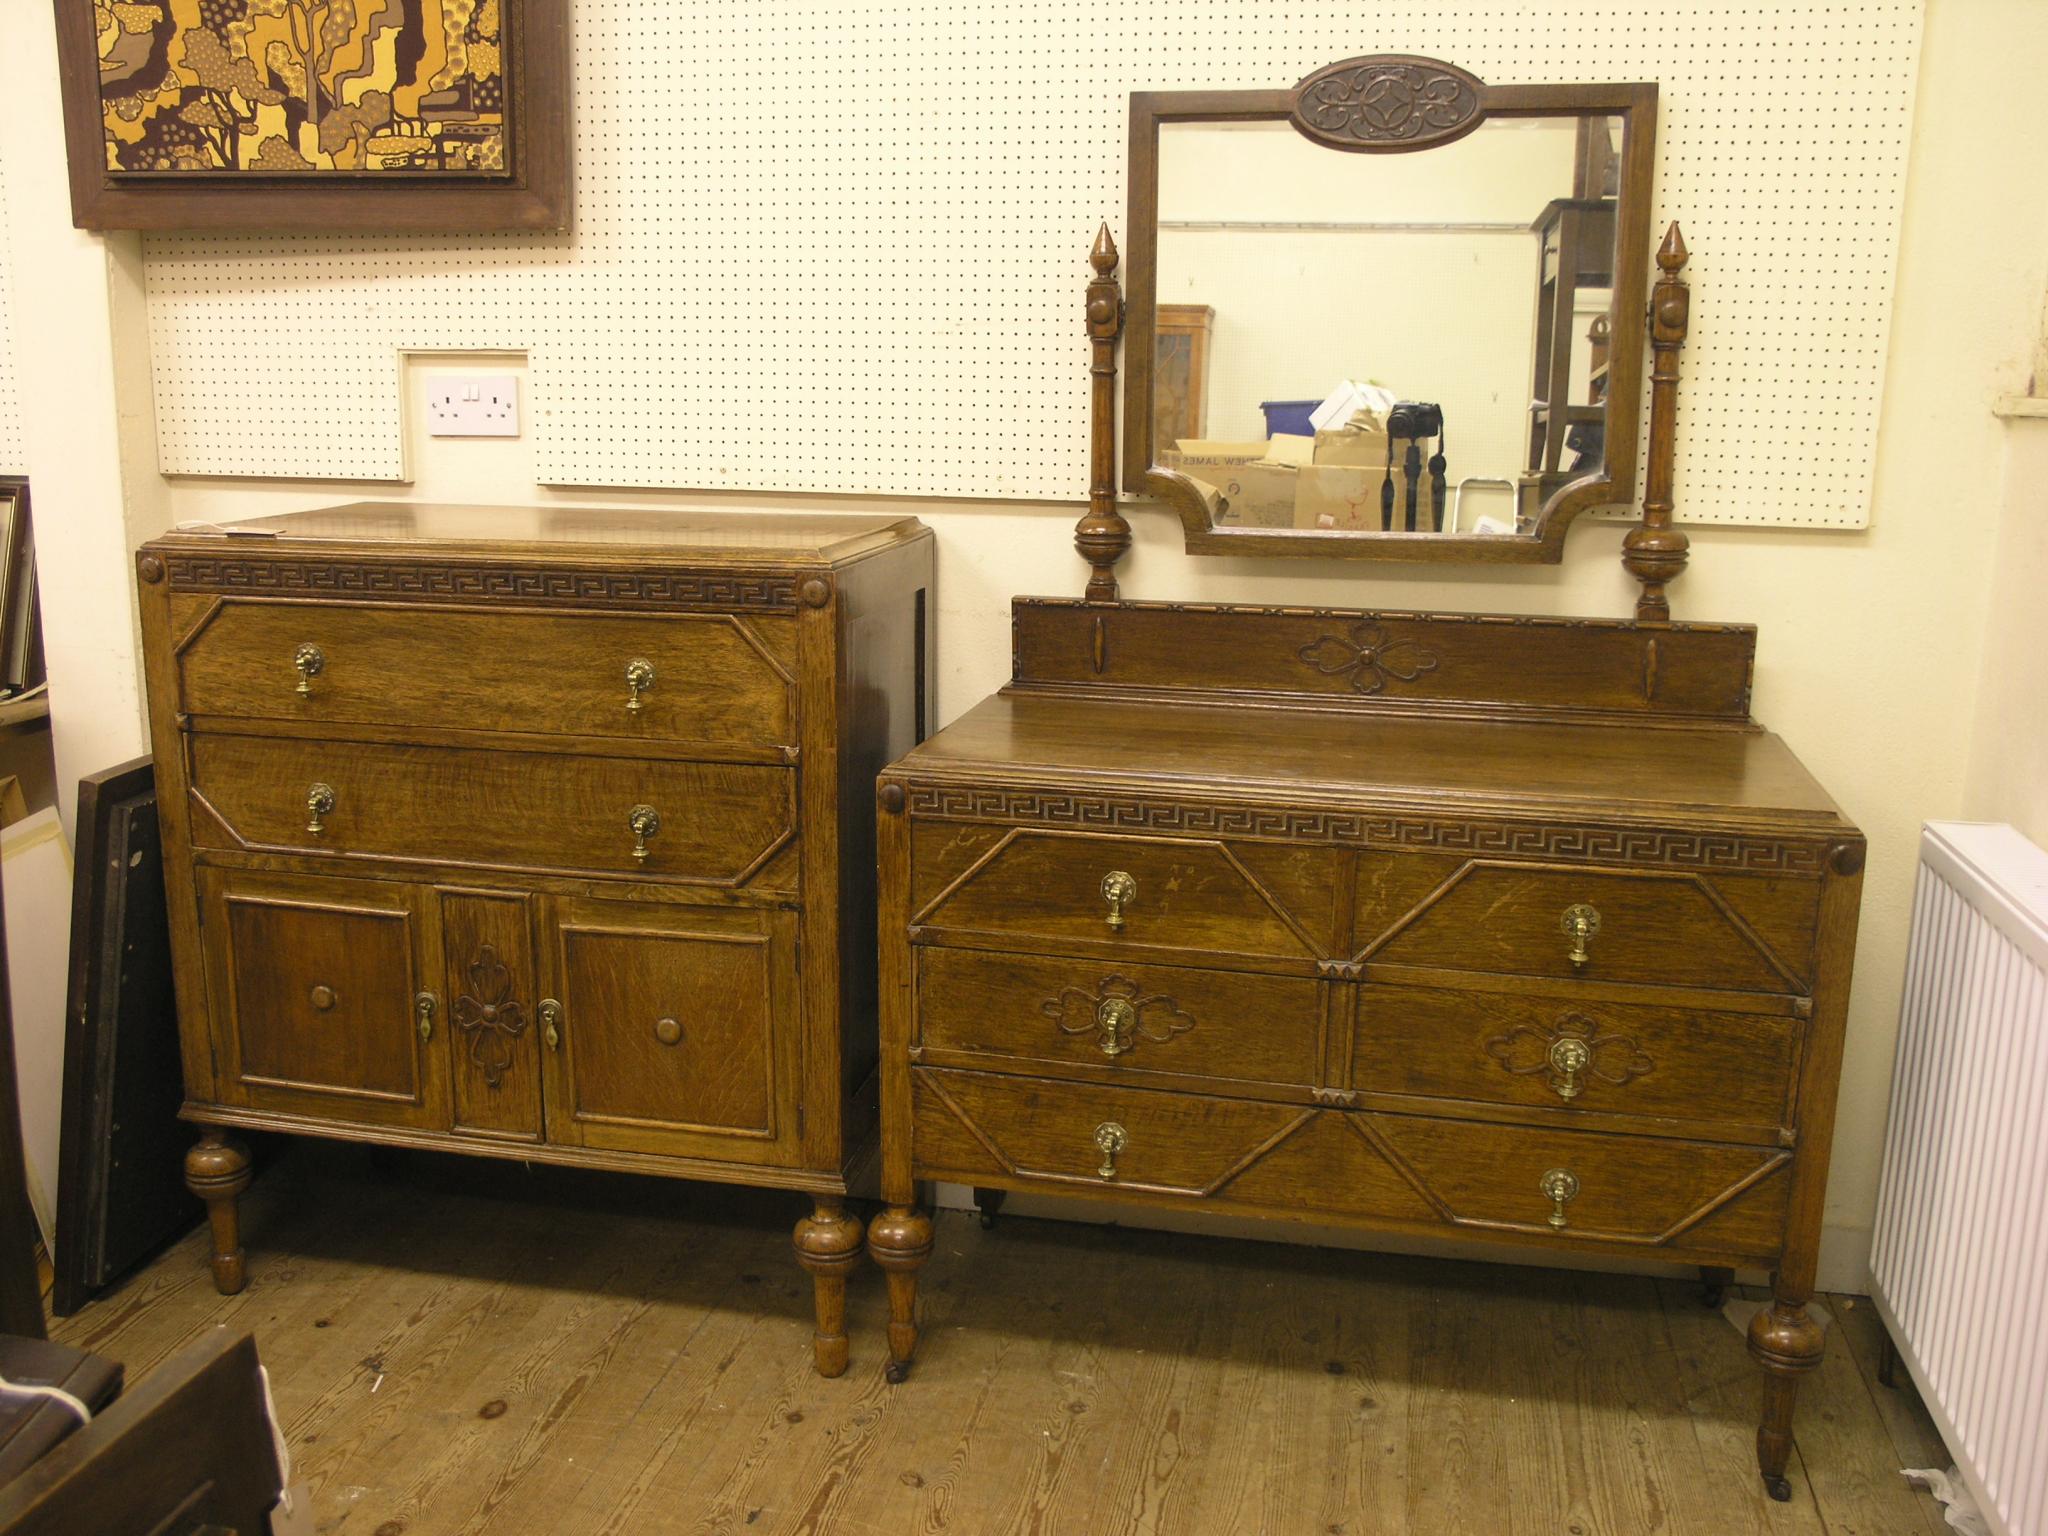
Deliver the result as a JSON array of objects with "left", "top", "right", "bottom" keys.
[
  {"left": 415, "top": 992, "right": 437, "bottom": 1043},
  {"left": 540, "top": 998, "right": 562, "bottom": 1051},
  {"left": 1561, "top": 903, "right": 1602, "bottom": 968},
  {"left": 628, "top": 804, "right": 662, "bottom": 863},
  {"left": 305, "top": 782, "right": 336, "bottom": 835},
  {"left": 624, "top": 658, "right": 656, "bottom": 714},
  {"left": 654, "top": 1016, "right": 683, "bottom": 1047},
  {"left": 1096, "top": 997, "right": 1136, "bottom": 1058},
  {"left": 293, "top": 642, "right": 325, "bottom": 697},
  {"left": 1547, "top": 1036, "right": 1592, "bottom": 1101},
  {"left": 1094, "top": 1121, "right": 1127, "bottom": 1180},
  {"left": 1540, "top": 1167, "right": 1581, "bottom": 1229},
  {"left": 1101, "top": 870, "right": 1137, "bottom": 930}
]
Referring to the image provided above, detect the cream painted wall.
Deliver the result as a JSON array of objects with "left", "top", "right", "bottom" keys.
[
  {"left": 0, "top": 6, "right": 171, "bottom": 836},
  {"left": 1963, "top": 417, "right": 2048, "bottom": 846},
  {"left": 7, "top": 0, "right": 2044, "bottom": 1291}
]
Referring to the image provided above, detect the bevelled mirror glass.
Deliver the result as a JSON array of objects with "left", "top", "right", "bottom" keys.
[{"left": 1124, "top": 59, "right": 1656, "bottom": 563}]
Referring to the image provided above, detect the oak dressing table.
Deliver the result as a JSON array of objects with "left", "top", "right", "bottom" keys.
[{"left": 868, "top": 56, "right": 1862, "bottom": 1500}]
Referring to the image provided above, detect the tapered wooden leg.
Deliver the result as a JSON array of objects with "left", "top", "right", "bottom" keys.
[
  {"left": 972, "top": 1187, "right": 1006, "bottom": 1230},
  {"left": 866, "top": 1205, "right": 933, "bottom": 1383},
  {"left": 183, "top": 1130, "right": 252, "bottom": 1296},
  {"left": 1699, "top": 1265, "right": 1734, "bottom": 1309},
  {"left": 1748, "top": 1293, "right": 1825, "bottom": 1501},
  {"left": 792, "top": 1198, "right": 863, "bottom": 1378}
]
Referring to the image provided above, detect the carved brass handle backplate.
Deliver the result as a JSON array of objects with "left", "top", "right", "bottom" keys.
[
  {"left": 624, "top": 658, "right": 656, "bottom": 714},
  {"left": 1540, "top": 1168, "right": 1581, "bottom": 1229},
  {"left": 1547, "top": 1036, "right": 1593, "bottom": 1101},
  {"left": 1561, "top": 903, "right": 1601, "bottom": 968},
  {"left": 1101, "top": 870, "right": 1137, "bottom": 930},
  {"left": 539, "top": 998, "right": 562, "bottom": 1052},
  {"left": 305, "top": 782, "right": 336, "bottom": 836},
  {"left": 415, "top": 992, "right": 437, "bottom": 1043},
  {"left": 628, "top": 805, "right": 662, "bottom": 863},
  {"left": 293, "top": 642, "right": 325, "bottom": 697},
  {"left": 1094, "top": 1121, "right": 1128, "bottom": 1180}
]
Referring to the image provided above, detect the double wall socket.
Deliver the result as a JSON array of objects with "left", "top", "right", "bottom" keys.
[{"left": 426, "top": 373, "right": 520, "bottom": 437}]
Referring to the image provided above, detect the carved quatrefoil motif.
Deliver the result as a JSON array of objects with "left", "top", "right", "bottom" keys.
[
  {"left": 453, "top": 944, "right": 528, "bottom": 1090},
  {"left": 1484, "top": 1012, "right": 1654, "bottom": 1102},
  {"left": 1297, "top": 622, "right": 1442, "bottom": 696},
  {"left": 1041, "top": 975, "right": 1196, "bottom": 1059}
]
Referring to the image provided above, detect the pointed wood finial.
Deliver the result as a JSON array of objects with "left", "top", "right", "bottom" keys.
[
  {"left": 1625, "top": 222, "right": 1692, "bottom": 623},
  {"left": 1657, "top": 220, "right": 1688, "bottom": 272},
  {"left": 1076, "top": 226, "right": 1129, "bottom": 603},
  {"left": 1090, "top": 222, "right": 1119, "bottom": 275}
]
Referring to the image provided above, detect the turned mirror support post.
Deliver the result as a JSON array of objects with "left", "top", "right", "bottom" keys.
[
  {"left": 1075, "top": 224, "right": 1131, "bottom": 602},
  {"left": 1624, "top": 223, "right": 1692, "bottom": 621}
]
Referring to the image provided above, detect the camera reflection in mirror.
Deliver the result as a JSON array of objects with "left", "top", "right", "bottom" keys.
[{"left": 1151, "top": 115, "right": 1621, "bottom": 537}]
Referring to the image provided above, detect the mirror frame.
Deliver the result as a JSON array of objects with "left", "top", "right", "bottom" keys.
[{"left": 1124, "top": 57, "right": 1658, "bottom": 563}]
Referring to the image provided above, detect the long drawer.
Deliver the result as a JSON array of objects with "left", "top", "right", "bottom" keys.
[
  {"left": 911, "top": 1067, "right": 1792, "bottom": 1260},
  {"left": 914, "top": 946, "right": 1322, "bottom": 1089},
  {"left": 1352, "top": 983, "right": 1803, "bottom": 1139},
  {"left": 187, "top": 734, "right": 795, "bottom": 886},
  {"left": 174, "top": 598, "right": 797, "bottom": 750}
]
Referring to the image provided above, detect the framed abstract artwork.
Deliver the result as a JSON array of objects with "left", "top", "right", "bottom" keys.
[{"left": 53, "top": 0, "right": 568, "bottom": 232}]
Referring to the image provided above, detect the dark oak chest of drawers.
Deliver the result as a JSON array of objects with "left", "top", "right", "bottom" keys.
[
  {"left": 870, "top": 598, "right": 1863, "bottom": 1494},
  {"left": 137, "top": 503, "right": 932, "bottom": 1376}
]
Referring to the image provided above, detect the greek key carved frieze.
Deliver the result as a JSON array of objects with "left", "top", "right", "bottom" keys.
[
  {"left": 162, "top": 555, "right": 801, "bottom": 610},
  {"left": 903, "top": 784, "right": 1827, "bottom": 874}
]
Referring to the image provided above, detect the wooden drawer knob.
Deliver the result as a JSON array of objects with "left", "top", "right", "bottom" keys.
[
  {"left": 309, "top": 985, "right": 337, "bottom": 1012},
  {"left": 654, "top": 1016, "right": 684, "bottom": 1047}
]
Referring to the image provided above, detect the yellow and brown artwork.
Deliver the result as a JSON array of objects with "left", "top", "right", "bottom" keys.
[{"left": 94, "top": 0, "right": 509, "bottom": 174}]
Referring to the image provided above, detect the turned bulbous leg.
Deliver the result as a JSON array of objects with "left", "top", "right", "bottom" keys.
[
  {"left": 866, "top": 1205, "right": 933, "bottom": 1383},
  {"left": 792, "top": 1198, "right": 864, "bottom": 1378},
  {"left": 1748, "top": 1294, "right": 1826, "bottom": 1502},
  {"left": 183, "top": 1130, "right": 252, "bottom": 1296}
]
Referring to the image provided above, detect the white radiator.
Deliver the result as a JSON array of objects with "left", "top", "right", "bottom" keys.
[{"left": 1870, "top": 822, "right": 2048, "bottom": 1536}]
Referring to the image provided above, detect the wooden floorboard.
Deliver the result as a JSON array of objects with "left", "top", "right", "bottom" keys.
[{"left": 51, "top": 1144, "right": 1954, "bottom": 1536}]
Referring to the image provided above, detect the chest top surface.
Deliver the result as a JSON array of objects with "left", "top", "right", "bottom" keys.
[{"left": 148, "top": 503, "right": 926, "bottom": 568}]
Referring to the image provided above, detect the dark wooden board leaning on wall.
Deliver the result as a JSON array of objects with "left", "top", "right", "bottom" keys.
[{"left": 54, "top": 759, "right": 200, "bottom": 1316}]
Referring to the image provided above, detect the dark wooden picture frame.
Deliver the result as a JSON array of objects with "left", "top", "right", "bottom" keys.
[
  {"left": 1123, "top": 57, "right": 1657, "bottom": 564},
  {"left": 51, "top": 0, "right": 570, "bottom": 233}
]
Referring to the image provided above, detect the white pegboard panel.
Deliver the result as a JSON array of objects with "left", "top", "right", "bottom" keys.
[
  {"left": 0, "top": 130, "right": 25, "bottom": 478},
  {"left": 142, "top": 0, "right": 1920, "bottom": 527}
]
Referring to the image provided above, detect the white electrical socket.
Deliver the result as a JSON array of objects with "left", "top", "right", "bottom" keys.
[{"left": 425, "top": 373, "right": 520, "bottom": 437}]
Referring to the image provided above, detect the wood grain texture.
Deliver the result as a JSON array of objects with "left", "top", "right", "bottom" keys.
[
  {"left": 879, "top": 586, "right": 1862, "bottom": 1482},
  {"left": 49, "top": 1151, "right": 1952, "bottom": 1536},
  {"left": 139, "top": 506, "right": 933, "bottom": 1375},
  {"left": 175, "top": 598, "right": 798, "bottom": 749}
]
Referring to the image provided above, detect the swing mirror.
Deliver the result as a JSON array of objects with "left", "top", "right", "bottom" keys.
[{"left": 1124, "top": 59, "right": 1656, "bottom": 563}]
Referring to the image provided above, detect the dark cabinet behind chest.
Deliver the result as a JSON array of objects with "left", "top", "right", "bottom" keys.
[{"left": 137, "top": 505, "right": 933, "bottom": 1377}]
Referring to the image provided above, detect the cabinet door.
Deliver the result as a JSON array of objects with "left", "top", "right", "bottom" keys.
[
  {"left": 541, "top": 897, "right": 802, "bottom": 1166},
  {"left": 199, "top": 869, "right": 448, "bottom": 1130},
  {"left": 440, "top": 890, "right": 543, "bottom": 1144}
]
